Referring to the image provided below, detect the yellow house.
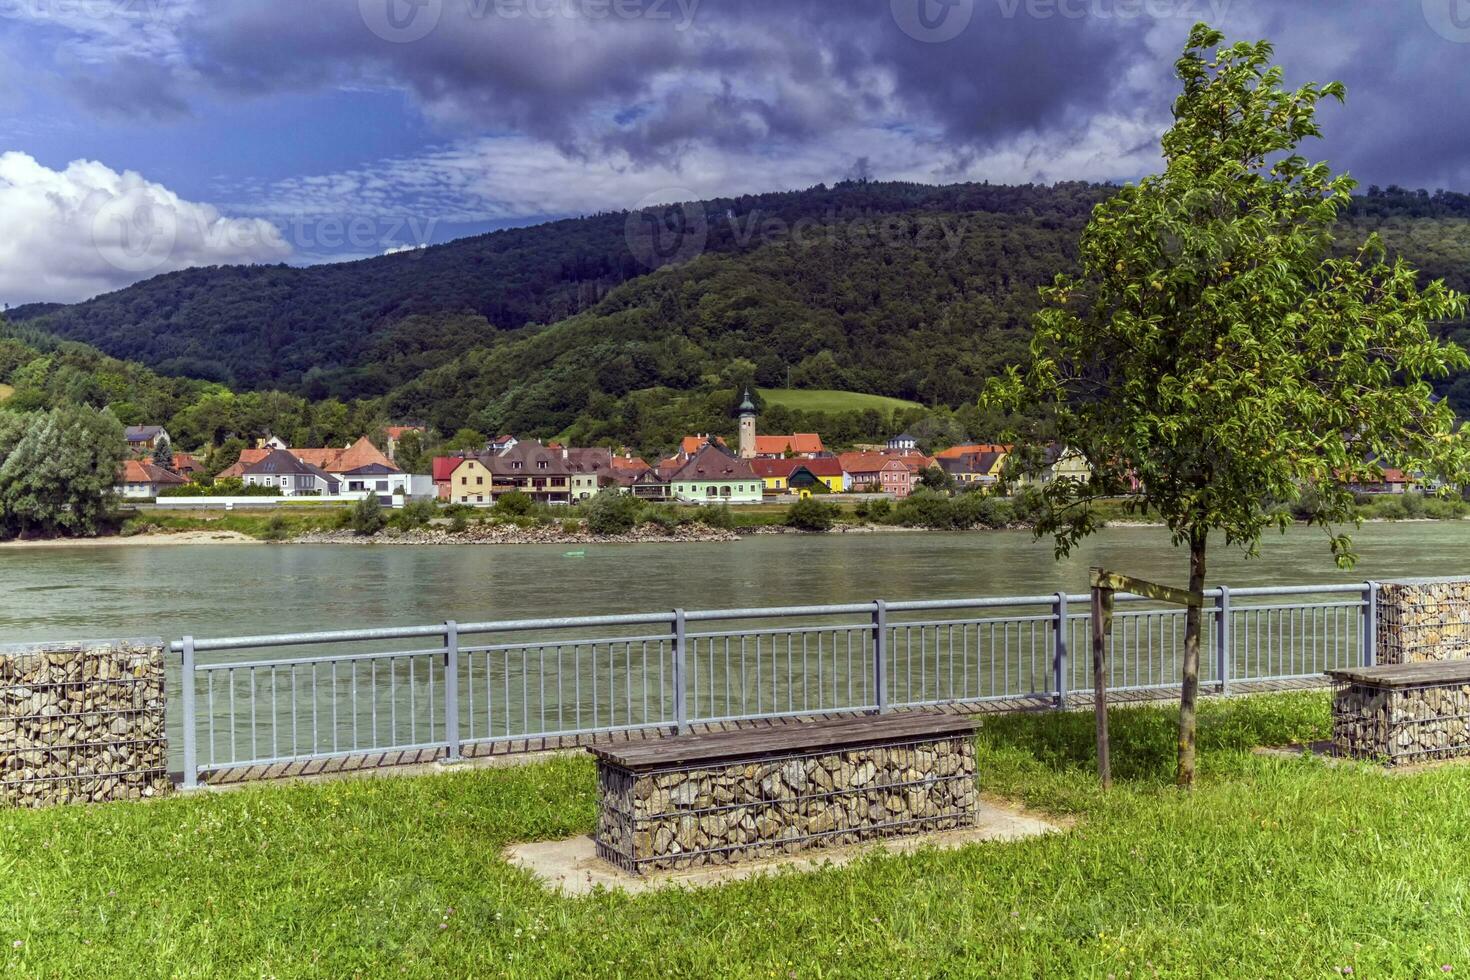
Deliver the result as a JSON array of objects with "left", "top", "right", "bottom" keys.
[{"left": 449, "top": 457, "right": 494, "bottom": 504}]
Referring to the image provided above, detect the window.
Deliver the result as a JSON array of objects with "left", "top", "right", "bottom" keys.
[
  {"left": 537, "top": 460, "right": 548, "bottom": 470},
  {"left": 376, "top": 481, "right": 388, "bottom": 491},
  {"left": 476, "top": 476, "right": 484, "bottom": 485},
  {"left": 706, "top": 486, "right": 717, "bottom": 498},
  {"left": 512, "top": 461, "right": 522, "bottom": 470},
  {"left": 460, "top": 476, "right": 468, "bottom": 486},
  {"left": 720, "top": 486, "right": 731, "bottom": 497}
]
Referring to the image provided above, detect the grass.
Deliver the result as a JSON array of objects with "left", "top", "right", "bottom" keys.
[
  {"left": 0, "top": 383, "right": 13, "bottom": 403},
  {"left": 121, "top": 507, "right": 349, "bottom": 539},
  {"left": 756, "top": 387, "right": 923, "bottom": 417},
  {"left": 7, "top": 692, "right": 1470, "bottom": 977}
]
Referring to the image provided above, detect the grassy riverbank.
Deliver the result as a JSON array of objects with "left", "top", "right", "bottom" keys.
[{"left": 6, "top": 692, "right": 1470, "bottom": 977}]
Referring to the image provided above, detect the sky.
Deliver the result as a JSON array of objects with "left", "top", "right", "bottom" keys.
[{"left": 2, "top": 0, "right": 1469, "bottom": 306}]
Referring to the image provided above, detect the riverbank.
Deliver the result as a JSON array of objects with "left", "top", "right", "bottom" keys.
[{"left": 0, "top": 529, "right": 260, "bottom": 548}]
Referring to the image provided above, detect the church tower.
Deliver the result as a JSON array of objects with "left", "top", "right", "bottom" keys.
[{"left": 738, "top": 390, "right": 757, "bottom": 459}]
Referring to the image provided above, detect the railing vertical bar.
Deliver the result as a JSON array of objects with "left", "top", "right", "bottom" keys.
[
  {"left": 180, "top": 636, "right": 197, "bottom": 790},
  {"left": 872, "top": 600, "right": 888, "bottom": 713},
  {"left": 444, "top": 621, "right": 460, "bottom": 762}
]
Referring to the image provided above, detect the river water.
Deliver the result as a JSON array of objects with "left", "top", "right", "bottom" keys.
[{"left": 5, "top": 522, "right": 1470, "bottom": 645}]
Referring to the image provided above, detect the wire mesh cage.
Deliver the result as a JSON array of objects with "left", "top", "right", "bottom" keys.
[
  {"left": 594, "top": 732, "right": 978, "bottom": 875},
  {"left": 1, "top": 640, "right": 169, "bottom": 807}
]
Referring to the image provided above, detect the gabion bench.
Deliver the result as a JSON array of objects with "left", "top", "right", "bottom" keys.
[
  {"left": 590, "top": 713, "right": 979, "bottom": 875},
  {"left": 1328, "top": 661, "right": 1470, "bottom": 765}
]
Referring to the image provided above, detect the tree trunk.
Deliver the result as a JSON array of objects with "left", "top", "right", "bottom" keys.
[{"left": 1177, "top": 527, "right": 1208, "bottom": 788}]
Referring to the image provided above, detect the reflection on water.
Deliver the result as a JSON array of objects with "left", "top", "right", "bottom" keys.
[{"left": 2, "top": 523, "right": 1469, "bottom": 643}]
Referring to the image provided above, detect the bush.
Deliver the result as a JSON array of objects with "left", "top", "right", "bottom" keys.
[
  {"left": 159, "top": 477, "right": 280, "bottom": 498},
  {"left": 866, "top": 497, "right": 893, "bottom": 522},
  {"left": 892, "top": 489, "right": 955, "bottom": 528},
  {"left": 952, "top": 492, "right": 1011, "bottom": 529},
  {"left": 582, "top": 490, "right": 643, "bottom": 535},
  {"left": 700, "top": 504, "right": 735, "bottom": 530},
  {"left": 642, "top": 507, "right": 680, "bottom": 532},
  {"left": 852, "top": 499, "right": 870, "bottom": 520},
  {"left": 448, "top": 514, "right": 469, "bottom": 534},
  {"left": 261, "top": 513, "right": 291, "bottom": 542},
  {"left": 495, "top": 491, "right": 534, "bottom": 516},
  {"left": 561, "top": 519, "right": 582, "bottom": 535},
  {"left": 388, "top": 498, "right": 438, "bottom": 530},
  {"left": 346, "top": 494, "right": 387, "bottom": 536},
  {"left": 785, "top": 497, "right": 839, "bottom": 531}
]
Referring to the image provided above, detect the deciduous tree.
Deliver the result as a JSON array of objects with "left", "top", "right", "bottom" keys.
[{"left": 987, "top": 24, "right": 1470, "bottom": 786}]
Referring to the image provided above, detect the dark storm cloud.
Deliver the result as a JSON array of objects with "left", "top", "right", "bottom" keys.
[
  {"left": 167, "top": 0, "right": 1149, "bottom": 163},
  {"left": 22, "top": 0, "right": 1470, "bottom": 188}
]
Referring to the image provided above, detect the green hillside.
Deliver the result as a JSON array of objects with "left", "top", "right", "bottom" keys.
[{"left": 756, "top": 388, "right": 922, "bottom": 416}]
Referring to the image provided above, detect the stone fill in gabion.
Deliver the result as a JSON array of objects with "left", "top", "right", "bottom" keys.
[
  {"left": 1376, "top": 578, "right": 1470, "bottom": 665},
  {"left": 1333, "top": 680, "right": 1470, "bottom": 765},
  {"left": 1, "top": 639, "right": 170, "bottom": 807},
  {"left": 596, "top": 734, "right": 977, "bottom": 874}
]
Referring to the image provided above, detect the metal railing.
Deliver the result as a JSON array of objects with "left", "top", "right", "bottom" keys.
[{"left": 170, "top": 580, "right": 1378, "bottom": 788}]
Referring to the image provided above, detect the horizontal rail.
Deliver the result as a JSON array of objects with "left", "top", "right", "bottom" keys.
[{"left": 169, "top": 578, "right": 1390, "bottom": 786}]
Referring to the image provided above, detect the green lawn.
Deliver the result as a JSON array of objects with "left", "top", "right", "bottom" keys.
[
  {"left": 0, "top": 383, "right": 13, "bottom": 402},
  {"left": 756, "top": 387, "right": 923, "bottom": 417},
  {"left": 6, "top": 692, "right": 1470, "bottom": 977}
]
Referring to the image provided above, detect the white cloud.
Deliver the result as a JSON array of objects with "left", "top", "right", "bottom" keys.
[{"left": 0, "top": 151, "right": 291, "bottom": 305}]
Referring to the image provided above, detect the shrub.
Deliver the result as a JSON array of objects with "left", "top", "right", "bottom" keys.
[
  {"left": 700, "top": 504, "right": 735, "bottom": 530},
  {"left": 347, "top": 494, "right": 387, "bottom": 536},
  {"left": 952, "top": 492, "right": 1011, "bottom": 529},
  {"left": 448, "top": 514, "right": 469, "bottom": 534},
  {"left": 582, "top": 490, "right": 643, "bottom": 535},
  {"left": 893, "top": 489, "right": 955, "bottom": 528},
  {"left": 388, "top": 499, "right": 438, "bottom": 530},
  {"left": 852, "top": 499, "right": 870, "bottom": 520},
  {"left": 642, "top": 507, "right": 680, "bottom": 532},
  {"left": 261, "top": 513, "right": 291, "bottom": 542},
  {"left": 866, "top": 497, "right": 893, "bottom": 522},
  {"left": 561, "top": 519, "right": 583, "bottom": 535},
  {"left": 785, "top": 497, "right": 838, "bottom": 531},
  {"left": 495, "top": 491, "right": 533, "bottom": 516}
]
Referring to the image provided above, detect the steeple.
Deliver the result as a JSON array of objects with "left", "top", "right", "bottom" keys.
[{"left": 738, "top": 389, "right": 758, "bottom": 459}]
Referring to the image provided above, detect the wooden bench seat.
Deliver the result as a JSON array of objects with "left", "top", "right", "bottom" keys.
[
  {"left": 1328, "top": 660, "right": 1470, "bottom": 764},
  {"left": 591, "top": 711, "right": 980, "bottom": 874}
]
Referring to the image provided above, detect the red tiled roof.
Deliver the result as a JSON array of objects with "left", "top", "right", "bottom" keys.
[
  {"left": 680, "top": 434, "right": 727, "bottom": 456},
  {"left": 611, "top": 455, "right": 650, "bottom": 472},
  {"left": 216, "top": 448, "right": 269, "bottom": 479},
  {"left": 935, "top": 443, "right": 1011, "bottom": 460},
  {"left": 753, "top": 434, "right": 824, "bottom": 456},
  {"left": 749, "top": 458, "right": 800, "bottom": 478},
  {"left": 798, "top": 457, "right": 844, "bottom": 478},
  {"left": 432, "top": 456, "right": 471, "bottom": 481},
  {"left": 385, "top": 425, "right": 423, "bottom": 439},
  {"left": 118, "top": 459, "right": 187, "bottom": 486}
]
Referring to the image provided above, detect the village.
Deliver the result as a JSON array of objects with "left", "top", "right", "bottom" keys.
[{"left": 114, "top": 388, "right": 1420, "bottom": 513}]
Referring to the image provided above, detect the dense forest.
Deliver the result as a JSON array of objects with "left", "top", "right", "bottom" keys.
[{"left": 5, "top": 181, "right": 1469, "bottom": 456}]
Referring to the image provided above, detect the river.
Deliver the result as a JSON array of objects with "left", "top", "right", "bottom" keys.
[{"left": 5, "top": 522, "right": 1470, "bottom": 644}]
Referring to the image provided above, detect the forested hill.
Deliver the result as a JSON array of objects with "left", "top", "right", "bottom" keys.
[
  {"left": 11, "top": 181, "right": 1470, "bottom": 449},
  {"left": 10, "top": 180, "right": 1110, "bottom": 396}
]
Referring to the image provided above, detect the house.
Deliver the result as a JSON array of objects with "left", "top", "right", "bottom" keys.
[
  {"left": 124, "top": 425, "right": 169, "bottom": 454},
  {"left": 750, "top": 458, "right": 798, "bottom": 495},
  {"left": 668, "top": 444, "right": 763, "bottom": 504},
  {"left": 679, "top": 434, "right": 728, "bottom": 457},
  {"left": 446, "top": 440, "right": 577, "bottom": 505},
  {"left": 935, "top": 443, "right": 1011, "bottom": 460},
  {"left": 752, "top": 434, "right": 826, "bottom": 459},
  {"left": 239, "top": 449, "right": 341, "bottom": 497},
  {"left": 115, "top": 459, "right": 187, "bottom": 498},
  {"left": 221, "top": 436, "right": 410, "bottom": 501},
  {"left": 566, "top": 447, "right": 616, "bottom": 501},
  {"left": 445, "top": 456, "right": 492, "bottom": 504},
  {"left": 887, "top": 433, "right": 918, "bottom": 451},
  {"left": 1010, "top": 444, "right": 1092, "bottom": 489},
  {"left": 383, "top": 425, "right": 425, "bottom": 463},
  {"left": 939, "top": 450, "right": 1008, "bottom": 487},
  {"left": 839, "top": 452, "right": 917, "bottom": 498},
  {"left": 170, "top": 452, "right": 204, "bottom": 479},
  {"left": 490, "top": 434, "right": 519, "bottom": 452},
  {"left": 432, "top": 455, "right": 471, "bottom": 500}
]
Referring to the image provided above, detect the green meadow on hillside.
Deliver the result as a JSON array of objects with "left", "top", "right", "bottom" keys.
[{"left": 756, "top": 388, "right": 923, "bottom": 417}]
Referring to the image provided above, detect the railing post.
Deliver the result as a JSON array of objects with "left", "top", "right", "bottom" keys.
[
  {"left": 1215, "top": 586, "right": 1231, "bottom": 697},
  {"left": 1052, "top": 592, "right": 1068, "bottom": 709},
  {"left": 180, "top": 636, "right": 197, "bottom": 791},
  {"left": 872, "top": 600, "right": 889, "bottom": 714},
  {"left": 443, "top": 621, "right": 461, "bottom": 763},
  {"left": 673, "top": 609, "right": 688, "bottom": 734},
  {"left": 1362, "top": 580, "right": 1378, "bottom": 667}
]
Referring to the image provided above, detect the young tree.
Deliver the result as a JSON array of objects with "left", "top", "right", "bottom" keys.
[
  {"left": 151, "top": 435, "right": 174, "bottom": 471},
  {"left": 987, "top": 24, "right": 1470, "bottom": 787}
]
